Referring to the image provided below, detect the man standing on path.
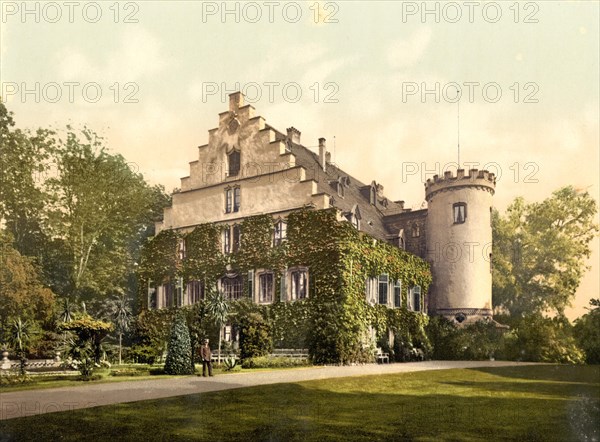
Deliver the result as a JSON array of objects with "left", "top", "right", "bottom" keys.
[{"left": 200, "top": 339, "right": 213, "bottom": 377}]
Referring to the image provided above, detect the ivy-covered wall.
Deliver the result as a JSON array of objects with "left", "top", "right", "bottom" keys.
[{"left": 138, "top": 208, "right": 431, "bottom": 364}]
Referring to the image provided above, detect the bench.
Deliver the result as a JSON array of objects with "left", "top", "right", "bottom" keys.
[
  {"left": 270, "top": 349, "right": 309, "bottom": 359},
  {"left": 376, "top": 348, "right": 389, "bottom": 364}
]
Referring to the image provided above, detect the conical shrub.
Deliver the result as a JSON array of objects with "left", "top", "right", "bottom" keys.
[{"left": 164, "top": 311, "right": 194, "bottom": 375}]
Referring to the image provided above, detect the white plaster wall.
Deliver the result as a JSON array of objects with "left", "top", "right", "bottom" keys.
[{"left": 426, "top": 186, "right": 493, "bottom": 313}]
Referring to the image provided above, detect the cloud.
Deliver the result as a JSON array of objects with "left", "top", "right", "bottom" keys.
[{"left": 387, "top": 27, "right": 432, "bottom": 69}]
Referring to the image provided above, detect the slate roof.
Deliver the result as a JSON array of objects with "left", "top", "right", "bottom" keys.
[{"left": 267, "top": 125, "right": 406, "bottom": 241}]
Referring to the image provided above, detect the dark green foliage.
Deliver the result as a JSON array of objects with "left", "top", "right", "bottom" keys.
[
  {"left": 164, "top": 312, "right": 194, "bottom": 375},
  {"left": 500, "top": 314, "right": 584, "bottom": 364},
  {"left": 239, "top": 312, "right": 272, "bottom": 360},
  {"left": 574, "top": 299, "right": 600, "bottom": 364},
  {"left": 241, "top": 355, "right": 309, "bottom": 368},
  {"left": 140, "top": 208, "right": 432, "bottom": 365},
  {"left": 492, "top": 187, "right": 598, "bottom": 317},
  {"left": 426, "top": 316, "right": 501, "bottom": 360}
]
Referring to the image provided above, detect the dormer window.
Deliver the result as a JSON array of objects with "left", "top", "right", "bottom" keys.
[
  {"left": 370, "top": 186, "right": 376, "bottom": 205},
  {"left": 337, "top": 182, "right": 345, "bottom": 197},
  {"left": 348, "top": 205, "right": 361, "bottom": 230},
  {"left": 228, "top": 150, "right": 240, "bottom": 177},
  {"left": 453, "top": 203, "right": 467, "bottom": 224}
]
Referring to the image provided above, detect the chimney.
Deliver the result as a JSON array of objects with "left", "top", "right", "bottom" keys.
[
  {"left": 318, "top": 138, "right": 327, "bottom": 171},
  {"left": 229, "top": 92, "right": 244, "bottom": 112},
  {"left": 286, "top": 127, "right": 301, "bottom": 144}
]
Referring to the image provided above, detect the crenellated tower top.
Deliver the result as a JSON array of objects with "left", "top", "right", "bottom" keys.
[{"left": 425, "top": 168, "right": 496, "bottom": 202}]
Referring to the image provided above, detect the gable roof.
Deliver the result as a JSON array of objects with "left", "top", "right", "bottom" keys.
[{"left": 267, "top": 125, "right": 405, "bottom": 241}]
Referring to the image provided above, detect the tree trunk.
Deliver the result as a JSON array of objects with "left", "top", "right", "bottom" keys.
[
  {"left": 118, "top": 333, "right": 122, "bottom": 365},
  {"left": 218, "top": 323, "right": 222, "bottom": 365}
]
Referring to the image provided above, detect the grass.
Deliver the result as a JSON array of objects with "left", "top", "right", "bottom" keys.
[{"left": 0, "top": 365, "right": 598, "bottom": 441}]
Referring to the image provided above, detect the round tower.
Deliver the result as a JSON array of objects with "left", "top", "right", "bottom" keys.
[{"left": 425, "top": 169, "right": 496, "bottom": 324}]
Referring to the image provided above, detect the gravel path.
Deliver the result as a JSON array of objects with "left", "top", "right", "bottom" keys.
[{"left": 0, "top": 360, "right": 538, "bottom": 420}]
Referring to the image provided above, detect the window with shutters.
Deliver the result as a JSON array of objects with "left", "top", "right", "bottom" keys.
[
  {"left": 258, "top": 272, "right": 274, "bottom": 303},
  {"left": 378, "top": 274, "right": 389, "bottom": 305},
  {"left": 289, "top": 268, "right": 308, "bottom": 301},
  {"left": 393, "top": 280, "right": 402, "bottom": 308},
  {"left": 410, "top": 286, "right": 422, "bottom": 312}
]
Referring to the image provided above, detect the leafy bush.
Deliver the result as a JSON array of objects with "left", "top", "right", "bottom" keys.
[
  {"left": 241, "top": 356, "right": 309, "bottom": 369},
  {"left": 502, "top": 314, "right": 585, "bottom": 364},
  {"left": 426, "top": 316, "right": 502, "bottom": 361},
  {"left": 239, "top": 312, "right": 272, "bottom": 360},
  {"left": 164, "top": 312, "right": 194, "bottom": 375},
  {"left": 574, "top": 299, "right": 600, "bottom": 364}
]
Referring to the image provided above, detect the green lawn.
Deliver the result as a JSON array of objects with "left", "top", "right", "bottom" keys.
[{"left": 1, "top": 365, "right": 598, "bottom": 441}]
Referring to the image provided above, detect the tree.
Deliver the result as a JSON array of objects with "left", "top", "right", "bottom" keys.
[
  {"left": 44, "top": 127, "right": 167, "bottom": 303},
  {"left": 59, "top": 315, "right": 113, "bottom": 364},
  {"left": 574, "top": 299, "right": 600, "bottom": 364},
  {"left": 164, "top": 312, "right": 194, "bottom": 375},
  {"left": 104, "top": 295, "right": 132, "bottom": 365},
  {"left": 492, "top": 186, "right": 598, "bottom": 318},
  {"left": 239, "top": 311, "right": 272, "bottom": 360},
  {"left": 1, "top": 102, "right": 169, "bottom": 309},
  {"left": 0, "top": 101, "right": 55, "bottom": 259},
  {"left": 205, "top": 288, "right": 230, "bottom": 364},
  {"left": 9, "top": 318, "right": 34, "bottom": 375},
  {"left": 0, "top": 230, "right": 55, "bottom": 343}
]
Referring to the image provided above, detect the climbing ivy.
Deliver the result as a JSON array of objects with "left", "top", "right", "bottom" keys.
[{"left": 138, "top": 208, "right": 431, "bottom": 365}]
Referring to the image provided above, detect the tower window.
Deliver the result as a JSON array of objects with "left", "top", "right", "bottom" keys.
[
  {"left": 453, "top": 203, "right": 467, "bottom": 224},
  {"left": 228, "top": 150, "right": 240, "bottom": 177}
]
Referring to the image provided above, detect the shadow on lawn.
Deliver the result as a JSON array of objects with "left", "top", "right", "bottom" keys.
[
  {"left": 469, "top": 364, "right": 600, "bottom": 384},
  {"left": 1, "top": 371, "right": 599, "bottom": 442}
]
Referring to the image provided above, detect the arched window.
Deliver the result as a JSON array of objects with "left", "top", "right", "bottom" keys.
[
  {"left": 228, "top": 150, "right": 240, "bottom": 177},
  {"left": 220, "top": 275, "right": 243, "bottom": 300}
]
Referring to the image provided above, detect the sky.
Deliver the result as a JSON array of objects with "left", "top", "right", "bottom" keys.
[{"left": 1, "top": 0, "right": 598, "bottom": 319}]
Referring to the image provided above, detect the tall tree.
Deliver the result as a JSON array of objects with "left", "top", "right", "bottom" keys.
[
  {"left": 0, "top": 101, "right": 55, "bottom": 258},
  {"left": 1, "top": 102, "right": 168, "bottom": 308},
  {"left": 492, "top": 186, "right": 598, "bottom": 318},
  {"left": 206, "top": 288, "right": 230, "bottom": 364}
]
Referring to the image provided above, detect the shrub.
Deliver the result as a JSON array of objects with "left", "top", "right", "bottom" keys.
[
  {"left": 426, "top": 316, "right": 503, "bottom": 361},
  {"left": 239, "top": 312, "right": 272, "bottom": 360},
  {"left": 164, "top": 312, "right": 194, "bottom": 375},
  {"left": 241, "top": 356, "right": 309, "bottom": 369},
  {"left": 503, "top": 314, "right": 584, "bottom": 364},
  {"left": 573, "top": 299, "right": 600, "bottom": 364}
]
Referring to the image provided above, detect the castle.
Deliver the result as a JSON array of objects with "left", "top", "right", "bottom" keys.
[{"left": 148, "top": 91, "right": 496, "bottom": 329}]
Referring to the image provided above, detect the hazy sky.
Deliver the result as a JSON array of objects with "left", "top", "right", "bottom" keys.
[{"left": 1, "top": 1, "right": 598, "bottom": 318}]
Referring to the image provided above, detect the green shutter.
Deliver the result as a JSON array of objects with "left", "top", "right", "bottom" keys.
[
  {"left": 247, "top": 270, "right": 254, "bottom": 300},
  {"left": 280, "top": 270, "right": 287, "bottom": 302}
]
